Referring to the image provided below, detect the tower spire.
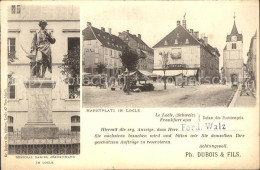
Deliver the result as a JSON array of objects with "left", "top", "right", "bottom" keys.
[{"left": 231, "top": 13, "right": 238, "bottom": 35}]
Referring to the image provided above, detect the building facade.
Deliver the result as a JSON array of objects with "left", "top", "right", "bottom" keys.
[
  {"left": 246, "top": 32, "right": 257, "bottom": 93},
  {"left": 7, "top": 5, "right": 80, "bottom": 132},
  {"left": 118, "top": 30, "right": 154, "bottom": 72},
  {"left": 153, "top": 17, "right": 220, "bottom": 83},
  {"left": 82, "top": 22, "right": 126, "bottom": 77},
  {"left": 223, "top": 17, "right": 244, "bottom": 83}
]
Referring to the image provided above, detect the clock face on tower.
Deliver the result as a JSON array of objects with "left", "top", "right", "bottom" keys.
[{"left": 231, "top": 36, "right": 237, "bottom": 41}]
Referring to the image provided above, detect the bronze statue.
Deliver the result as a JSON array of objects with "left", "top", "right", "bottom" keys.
[{"left": 30, "top": 20, "right": 56, "bottom": 78}]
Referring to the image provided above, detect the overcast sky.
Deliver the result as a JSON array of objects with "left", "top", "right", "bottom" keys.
[{"left": 82, "top": 1, "right": 259, "bottom": 69}]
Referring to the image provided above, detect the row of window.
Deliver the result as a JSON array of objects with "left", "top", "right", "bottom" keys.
[
  {"left": 104, "top": 58, "right": 122, "bottom": 67},
  {"left": 8, "top": 37, "right": 80, "bottom": 60},
  {"left": 137, "top": 43, "right": 148, "bottom": 50},
  {"left": 85, "top": 41, "right": 121, "bottom": 58},
  {"left": 104, "top": 48, "right": 120, "bottom": 58},
  {"left": 11, "top": 5, "right": 21, "bottom": 14},
  {"left": 8, "top": 82, "right": 77, "bottom": 99},
  {"left": 86, "top": 39, "right": 124, "bottom": 49},
  {"left": 8, "top": 116, "right": 80, "bottom": 132},
  {"left": 164, "top": 39, "right": 190, "bottom": 46},
  {"left": 7, "top": 115, "right": 79, "bottom": 124}
]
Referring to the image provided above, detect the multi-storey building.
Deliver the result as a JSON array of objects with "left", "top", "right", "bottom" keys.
[
  {"left": 82, "top": 22, "right": 127, "bottom": 77},
  {"left": 118, "top": 30, "right": 154, "bottom": 72},
  {"left": 7, "top": 5, "right": 80, "bottom": 132},
  {"left": 223, "top": 16, "right": 244, "bottom": 83},
  {"left": 247, "top": 31, "right": 257, "bottom": 93},
  {"left": 153, "top": 16, "right": 220, "bottom": 83}
]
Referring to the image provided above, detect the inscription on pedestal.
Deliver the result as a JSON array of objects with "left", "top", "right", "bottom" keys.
[
  {"left": 28, "top": 89, "right": 52, "bottom": 123},
  {"left": 22, "top": 79, "right": 58, "bottom": 139}
]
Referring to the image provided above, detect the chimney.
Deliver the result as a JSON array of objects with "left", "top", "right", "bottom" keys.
[
  {"left": 108, "top": 28, "right": 111, "bottom": 35},
  {"left": 182, "top": 14, "right": 186, "bottom": 29},
  {"left": 126, "top": 30, "right": 129, "bottom": 33},
  {"left": 204, "top": 37, "right": 208, "bottom": 45},
  {"left": 182, "top": 19, "right": 186, "bottom": 29},
  {"left": 138, "top": 34, "right": 141, "bottom": 39},
  {"left": 118, "top": 32, "right": 122, "bottom": 36},
  {"left": 201, "top": 33, "right": 204, "bottom": 40},
  {"left": 87, "top": 22, "right": 92, "bottom": 27},
  {"left": 177, "top": 20, "right": 180, "bottom": 27},
  {"left": 101, "top": 27, "right": 105, "bottom": 32},
  {"left": 190, "top": 29, "right": 193, "bottom": 35},
  {"left": 194, "top": 31, "right": 199, "bottom": 39}
]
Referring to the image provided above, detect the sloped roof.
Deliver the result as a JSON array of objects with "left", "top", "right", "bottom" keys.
[
  {"left": 153, "top": 25, "right": 219, "bottom": 57},
  {"left": 82, "top": 27, "right": 96, "bottom": 40},
  {"left": 231, "top": 21, "right": 239, "bottom": 35},
  {"left": 127, "top": 33, "right": 153, "bottom": 53},
  {"left": 153, "top": 25, "right": 200, "bottom": 48},
  {"left": 198, "top": 39, "right": 220, "bottom": 57},
  {"left": 226, "top": 21, "right": 243, "bottom": 42},
  {"left": 82, "top": 26, "right": 127, "bottom": 51},
  {"left": 207, "top": 43, "right": 220, "bottom": 56}
]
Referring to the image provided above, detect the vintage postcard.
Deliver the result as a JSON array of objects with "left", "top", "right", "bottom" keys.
[
  {"left": 1, "top": 2, "right": 80, "bottom": 157},
  {"left": 1, "top": 0, "right": 259, "bottom": 169}
]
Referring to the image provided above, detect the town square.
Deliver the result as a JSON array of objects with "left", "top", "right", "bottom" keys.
[
  {"left": 1, "top": 1, "right": 259, "bottom": 169},
  {"left": 82, "top": 2, "right": 257, "bottom": 108}
]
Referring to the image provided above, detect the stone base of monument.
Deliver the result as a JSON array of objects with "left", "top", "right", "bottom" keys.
[
  {"left": 21, "top": 123, "right": 59, "bottom": 139},
  {"left": 21, "top": 78, "right": 58, "bottom": 140}
]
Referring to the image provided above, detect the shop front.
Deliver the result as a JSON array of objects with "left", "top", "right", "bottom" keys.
[{"left": 153, "top": 64, "right": 199, "bottom": 86}]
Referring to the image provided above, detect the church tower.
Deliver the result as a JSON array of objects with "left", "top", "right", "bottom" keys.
[{"left": 223, "top": 14, "right": 244, "bottom": 83}]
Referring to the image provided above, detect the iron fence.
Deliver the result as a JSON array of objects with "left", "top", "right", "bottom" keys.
[{"left": 8, "top": 129, "right": 80, "bottom": 155}]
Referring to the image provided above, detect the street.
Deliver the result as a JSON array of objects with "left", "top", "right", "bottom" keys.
[
  {"left": 83, "top": 83, "right": 235, "bottom": 108},
  {"left": 233, "top": 88, "right": 256, "bottom": 107}
]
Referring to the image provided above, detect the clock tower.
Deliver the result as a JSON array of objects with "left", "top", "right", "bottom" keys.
[{"left": 223, "top": 14, "right": 244, "bottom": 83}]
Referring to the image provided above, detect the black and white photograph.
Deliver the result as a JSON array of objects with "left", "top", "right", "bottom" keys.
[
  {"left": 82, "top": 2, "right": 257, "bottom": 108},
  {"left": 7, "top": 5, "right": 80, "bottom": 155},
  {"left": 1, "top": 1, "right": 259, "bottom": 170}
]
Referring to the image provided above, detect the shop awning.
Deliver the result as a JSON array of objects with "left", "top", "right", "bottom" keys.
[
  {"left": 183, "top": 70, "right": 197, "bottom": 77},
  {"left": 153, "top": 69, "right": 197, "bottom": 77},
  {"left": 138, "top": 70, "right": 156, "bottom": 77},
  {"left": 122, "top": 70, "right": 156, "bottom": 77},
  {"left": 153, "top": 70, "right": 183, "bottom": 77}
]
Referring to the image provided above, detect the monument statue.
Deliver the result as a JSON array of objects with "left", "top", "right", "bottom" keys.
[
  {"left": 21, "top": 20, "right": 58, "bottom": 139},
  {"left": 30, "top": 20, "right": 56, "bottom": 78}
]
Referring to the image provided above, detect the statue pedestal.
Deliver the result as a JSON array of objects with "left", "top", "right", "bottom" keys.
[{"left": 21, "top": 78, "right": 59, "bottom": 139}]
